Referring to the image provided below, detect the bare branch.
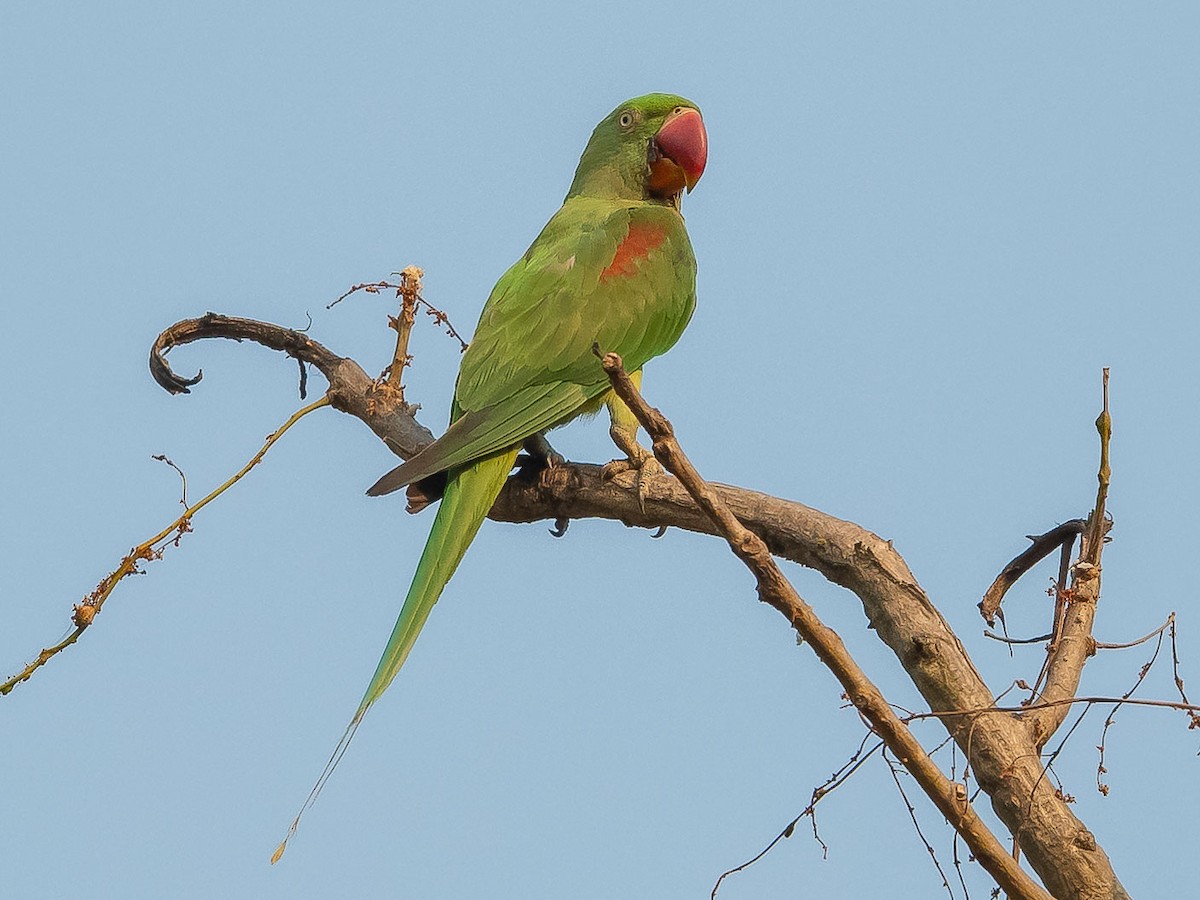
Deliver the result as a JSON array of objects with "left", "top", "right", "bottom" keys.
[
  {"left": 979, "top": 521, "right": 1085, "bottom": 627},
  {"left": 150, "top": 313, "right": 436, "bottom": 460},
  {"left": 1169, "top": 617, "right": 1200, "bottom": 732},
  {"left": 1097, "top": 620, "right": 1168, "bottom": 796},
  {"left": 883, "top": 748, "right": 955, "bottom": 899},
  {"left": 1030, "top": 372, "right": 1114, "bottom": 745},
  {"left": 711, "top": 734, "right": 884, "bottom": 898},
  {"left": 984, "top": 630, "right": 1054, "bottom": 646},
  {"left": 1095, "top": 615, "right": 1174, "bottom": 651},
  {"left": 326, "top": 276, "right": 469, "bottom": 351},
  {"left": 903, "top": 695, "right": 1200, "bottom": 723},
  {"left": 985, "top": 615, "right": 1171, "bottom": 652},
  {"left": 381, "top": 265, "right": 423, "bottom": 400},
  {"left": 2, "top": 397, "right": 330, "bottom": 695},
  {"left": 597, "top": 350, "right": 1051, "bottom": 900}
]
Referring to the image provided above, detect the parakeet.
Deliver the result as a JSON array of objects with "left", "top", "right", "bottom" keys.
[{"left": 277, "top": 94, "right": 706, "bottom": 855}]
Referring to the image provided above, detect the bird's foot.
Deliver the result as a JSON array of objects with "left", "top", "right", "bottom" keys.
[
  {"left": 601, "top": 453, "right": 663, "bottom": 514},
  {"left": 406, "top": 472, "right": 448, "bottom": 514},
  {"left": 517, "top": 433, "right": 566, "bottom": 485}
]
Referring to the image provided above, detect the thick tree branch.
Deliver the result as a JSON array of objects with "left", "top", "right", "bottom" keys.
[{"left": 149, "top": 315, "right": 1130, "bottom": 898}]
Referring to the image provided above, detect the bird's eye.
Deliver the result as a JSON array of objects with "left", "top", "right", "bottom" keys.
[{"left": 618, "top": 111, "right": 634, "bottom": 129}]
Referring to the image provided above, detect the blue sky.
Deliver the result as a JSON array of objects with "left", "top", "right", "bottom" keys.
[{"left": 3, "top": 3, "right": 1198, "bottom": 897}]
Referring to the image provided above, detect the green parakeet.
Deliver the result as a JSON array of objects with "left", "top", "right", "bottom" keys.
[{"left": 279, "top": 94, "right": 706, "bottom": 853}]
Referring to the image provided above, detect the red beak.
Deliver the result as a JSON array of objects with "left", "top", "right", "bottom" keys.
[{"left": 649, "top": 107, "right": 707, "bottom": 196}]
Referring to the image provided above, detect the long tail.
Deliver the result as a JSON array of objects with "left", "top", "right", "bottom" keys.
[
  {"left": 273, "top": 445, "right": 520, "bottom": 863},
  {"left": 356, "top": 445, "right": 520, "bottom": 712}
]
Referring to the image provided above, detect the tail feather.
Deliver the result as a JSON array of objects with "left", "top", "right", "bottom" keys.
[
  {"left": 356, "top": 445, "right": 520, "bottom": 713},
  {"left": 273, "top": 445, "right": 519, "bottom": 863}
]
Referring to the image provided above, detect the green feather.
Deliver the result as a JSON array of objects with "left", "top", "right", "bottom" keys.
[{"left": 359, "top": 447, "right": 520, "bottom": 712}]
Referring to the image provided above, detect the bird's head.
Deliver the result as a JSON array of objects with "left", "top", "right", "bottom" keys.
[{"left": 567, "top": 93, "right": 707, "bottom": 204}]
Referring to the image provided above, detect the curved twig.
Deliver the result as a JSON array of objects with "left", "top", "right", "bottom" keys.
[
  {"left": 150, "top": 312, "right": 346, "bottom": 393},
  {"left": 978, "top": 521, "right": 1085, "bottom": 627},
  {"left": 151, "top": 313, "right": 436, "bottom": 460}
]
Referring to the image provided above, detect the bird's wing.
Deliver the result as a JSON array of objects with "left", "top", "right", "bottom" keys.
[{"left": 367, "top": 200, "right": 695, "bottom": 496}]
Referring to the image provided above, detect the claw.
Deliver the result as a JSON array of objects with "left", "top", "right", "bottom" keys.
[
  {"left": 523, "top": 433, "right": 565, "bottom": 469},
  {"left": 633, "top": 456, "right": 663, "bottom": 514},
  {"left": 517, "top": 433, "right": 567, "bottom": 485},
  {"left": 604, "top": 386, "right": 659, "bottom": 514},
  {"left": 601, "top": 453, "right": 660, "bottom": 514}
]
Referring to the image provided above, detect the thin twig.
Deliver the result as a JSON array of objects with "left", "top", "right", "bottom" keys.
[
  {"left": 1, "top": 397, "right": 330, "bottom": 696},
  {"left": 1095, "top": 615, "right": 1174, "bottom": 650},
  {"left": 1027, "top": 703, "right": 1090, "bottom": 823},
  {"left": 984, "top": 631, "right": 1053, "bottom": 646},
  {"left": 1168, "top": 616, "right": 1200, "bottom": 733},
  {"left": 904, "top": 694, "right": 1200, "bottom": 723},
  {"left": 883, "top": 747, "right": 955, "bottom": 899},
  {"left": 151, "top": 454, "right": 189, "bottom": 507},
  {"left": 326, "top": 275, "right": 469, "bottom": 351},
  {"left": 984, "top": 616, "right": 1171, "bottom": 652},
  {"left": 1097, "top": 621, "right": 1167, "bottom": 795},
  {"left": 711, "top": 734, "right": 884, "bottom": 898}
]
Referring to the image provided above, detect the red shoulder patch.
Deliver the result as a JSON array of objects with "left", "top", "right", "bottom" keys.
[{"left": 600, "top": 220, "right": 667, "bottom": 282}]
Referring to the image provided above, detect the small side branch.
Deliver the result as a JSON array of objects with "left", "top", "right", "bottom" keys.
[
  {"left": 1086, "top": 368, "right": 1113, "bottom": 567},
  {"left": 598, "top": 350, "right": 1051, "bottom": 900},
  {"left": 978, "top": 521, "right": 1085, "bottom": 627},
  {"left": 327, "top": 275, "right": 468, "bottom": 351},
  {"left": 381, "top": 266, "right": 424, "bottom": 398},
  {"left": 1030, "top": 371, "right": 1114, "bottom": 745},
  {"left": 150, "top": 313, "right": 346, "bottom": 395},
  {"left": 149, "top": 313, "right": 437, "bottom": 461},
  {"left": 1097, "top": 618, "right": 1168, "bottom": 796},
  {"left": 711, "top": 734, "right": 884, "bottom": 897},
  {"left": 1, "top": 397, "right": 330, "bottom": 695}
]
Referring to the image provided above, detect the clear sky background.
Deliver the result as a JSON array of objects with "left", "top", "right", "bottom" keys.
[{"left": 3, "top": 3, "right": 1198, "bottom": 898}]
